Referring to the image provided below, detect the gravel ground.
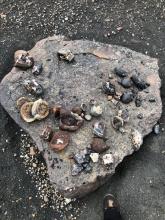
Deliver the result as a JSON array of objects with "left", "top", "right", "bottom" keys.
[{"left": 0, "top": 0, "right": 165, "bottom": 219}]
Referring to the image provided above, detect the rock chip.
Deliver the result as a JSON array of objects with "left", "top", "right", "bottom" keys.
[{"left": 90, "top": 153, "right": 99, "bottom": 163}]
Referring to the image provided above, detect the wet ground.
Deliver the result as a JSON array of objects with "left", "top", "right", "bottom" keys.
[{"left": 0, "top": 0, "right": 165, "bottom": 219}]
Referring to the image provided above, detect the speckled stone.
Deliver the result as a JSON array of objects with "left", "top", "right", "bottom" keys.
[{"left": 0, "top": 36, "right": 162, "bottom": 198}]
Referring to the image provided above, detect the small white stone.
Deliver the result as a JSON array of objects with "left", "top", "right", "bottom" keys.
[
  {"left": 64, "top": 198, "right": 72, "bottom": 204},
  {"left": 131, "top": 129, "right": 143, "bottom": 150},
  {"left": 84, "top": 114, "right": 92, "bottom": 121},
  {"left": 56, "top": 138, "right": 64, "bottom": 144},
  {"left": 90, "top": 153, "right": 99, "bottom": 163},
  {"left": 43, "top": 195, "right": 49, "bottom": 202},
  {"left": 90, "top": 105, "right": 103, "bottom": 116},
  {"left": 29, "top": 147, "right": 36, "bottom": 156},
  {"left": 32, "top": 163, "right": 37, "bottom": 168},
  {"left": 102, "top": 154, "right": 114, "bottom": 165}
]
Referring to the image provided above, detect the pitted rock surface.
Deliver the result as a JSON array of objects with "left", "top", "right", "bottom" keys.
[{"left": 0, "top": 36, "right": 162, "bottom": 198}]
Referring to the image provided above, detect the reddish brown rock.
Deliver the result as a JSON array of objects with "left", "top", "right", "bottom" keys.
[
  {"left": 49, "top": 131, "right": 70, "bottom": 152},
  {"left": 91, "top": 138, "right": 108, "bottom": 153}
]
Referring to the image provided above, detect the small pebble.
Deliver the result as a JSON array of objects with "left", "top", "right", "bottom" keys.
[
  {"left": 44, "top": 195, "right": 49, "bottom": 202},
  {"left": 90, "top": 153, "right": 99, "bottom": 163},
  {"left": 149, "top": 97, "right": 156, "bottom": 102},
  {"left": 32, "top": 163, "right": 37, "bottom": 168},
  {"left": 71, "top": 164, "right": 83, "bottom": 176},
  {"left": 108, "top": 73, "right": 113, "bottom": 79},
  {"left": 64, "top": 198, "right": 72, "bottom": 205},
  {"left": 131, "top": 74, "right": 150, "bottom": 90},
  {"left": 102, "top": 154, "right": 114, "bottom": 165},
  {"left": 114, "top": 67, "right": 128, "bottom": 77},
  {"left": 119, "top": 78, "right": 133, "bottom": 88},
  {"left": 90, "top": 105, "right": 103, "bottom": 117},
  {"left": 93, "top": 122, "right": 105, "bottom": 138},
  {"left": 137, "top": 113, "right": 143, "bottom": 119},
  {"left": 153, "top": 124, "right": 160, "bottom": 135},
  {"left": 114, "top": 92, "right": 122, "bottom": 101},
  {"left": 135, "top": 95, "right": 142, "bottom": 107},
  {"left": 32, "top": 64, "right": 43, "bottom": 75},
  {"left": 84, "top": 114, "right": 92, "bottom": 121},
  {"left": 102, "top": 82, "right": 116, "bottom": 96},
  {"left": 107, "top": 95, "right": 113, "bottom": 101},
  {"left": 112, "top": 116, "right": 124, "bottom": 130},
  {"left": 131, "top": 130, "right": 143, "bottom": 150},
  {"left": 30, "top": 147, "right": 36, "bottom": 156},
  {"left": 83, "top": 164, "right": 92, "bottom": 173},
  {"left": 121, "top": 91, "right": 134, "bottom": 104},
  {"left": 111, "top": 98, "right": 119, "bottom": 106},
  {"left": 91, "top": 138, "right": 107, "bottom": 153}
]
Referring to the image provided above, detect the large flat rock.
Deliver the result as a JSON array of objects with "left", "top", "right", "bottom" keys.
[{"left": 0, "top": 36, "right": 162, "bottom": 198}]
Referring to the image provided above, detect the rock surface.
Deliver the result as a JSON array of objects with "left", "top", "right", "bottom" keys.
[{"left": 0, "top": 36, "right": 162, "bottom": 198}]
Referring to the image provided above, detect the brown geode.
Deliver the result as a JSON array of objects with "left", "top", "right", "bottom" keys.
[
  {"left": 60, "top": 109, "right": 84, "bottom": 131},
  {"left": 71, "top": 106, "right": 83, "bottom": 116},
  {"left": 49, "top": 131, "right": 70, "bottom": 152},
  {"left": 91, "top": 137, "right": 108, "bottom": 153}
]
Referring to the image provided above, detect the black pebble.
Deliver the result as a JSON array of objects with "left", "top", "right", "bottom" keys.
[
  {"left": 114, "top": 67, "right": 128, "bottom": 77},
  {"left": 153, "top": 124, "right": 160, "bottom": 135},
  {"left": 121, "top": 91, "right": 134, "bottom": 104},
  {"left": 102, "top": 82, "right": 116, "bottom": 95},
  {"left": 83, "top": 164, "right": 92, "bottom": 173},
  {"left": 71, "top": 164, "right": 83, "bottom": 176},
  {"left": 34, "top": 84, "right": 44, "bottom": 96},
  {"left": 135, "top": 95, "right": 142, "bottom": 107},
  {"left": 131, "top": 74, "right": 150, "bottom": 90}
]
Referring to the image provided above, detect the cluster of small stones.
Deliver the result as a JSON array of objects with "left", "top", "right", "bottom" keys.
[
  {"left": 15, "top": 49, "right": 150, "bottom": 175},
  {"left": 0, "top": 36, "right": 162, "bottom": 198},
  {"left": 19, "top": 130, "right": 84, "bottom": 219}
]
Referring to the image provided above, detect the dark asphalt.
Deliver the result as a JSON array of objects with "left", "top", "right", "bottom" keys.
[{"left": 0, "top": 0, "right": 165, "bottom": 219}]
